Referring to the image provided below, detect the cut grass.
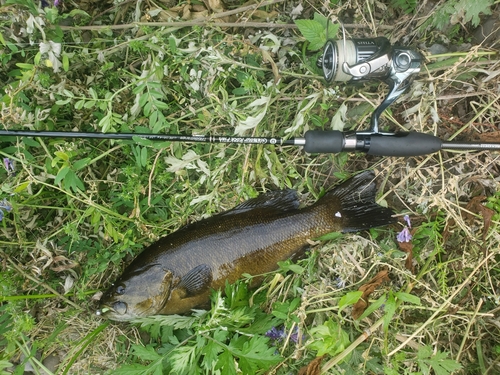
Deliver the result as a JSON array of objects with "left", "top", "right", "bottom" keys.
[{"left": 1, "top": 0, "right": 499, "bottom": 374}]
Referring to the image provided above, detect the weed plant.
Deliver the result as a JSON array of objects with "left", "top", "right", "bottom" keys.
[{"left": 1, "top": 0, "right": 499, "bottom": 374}]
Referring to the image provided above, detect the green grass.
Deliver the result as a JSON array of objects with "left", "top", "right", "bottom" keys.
[{"left": 1, "top": 0, "right": 500, "bottom": 374}]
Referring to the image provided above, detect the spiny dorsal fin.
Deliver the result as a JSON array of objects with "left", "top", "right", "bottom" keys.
[{"left": 220, "top": 189, "right": 300, "bottom": 216}]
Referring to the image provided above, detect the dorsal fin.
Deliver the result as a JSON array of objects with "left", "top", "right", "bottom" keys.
[{"left": 220, "top": 189, "right": 300, "bottom": 216}]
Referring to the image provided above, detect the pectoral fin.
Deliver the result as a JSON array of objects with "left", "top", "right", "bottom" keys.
[{"left": 178, "top": 264, "right": 213, "bottom": 296}]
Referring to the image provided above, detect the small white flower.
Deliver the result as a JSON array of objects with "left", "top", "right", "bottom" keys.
[
  {"left": 26, "top": 15, "right": 45, "bottom": 35},
  {"left": 39, "top": 41, "right": 62, "bottom": 72},
  {"left": 39, "top": 41, "right": 61, "bottom": 56}
]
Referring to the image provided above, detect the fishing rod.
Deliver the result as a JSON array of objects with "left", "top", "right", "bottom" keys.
[
  {"left": 1, "top": 129, "right": 499, "bottom": 156},
  {"left": 1, "top": 36, "right": 499, "bottom": 157}
]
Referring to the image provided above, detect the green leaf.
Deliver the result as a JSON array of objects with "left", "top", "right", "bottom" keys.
[
  {"left": 357, "top": 294, "right": 386, "bottom": 320},
  {"left": 232, "top": 335, "right": 282, "bottom": 375},
  {"left": 149, "top": 111, "right": 158, "bottom": 129},
  {"left": 74, "top": 99, "right": 85, "bottom": 110},
  {"left": 277, "top": 260, "right": 304, "bottom": 274},
  {"left": 390, "top": 0, "right": 417, "bottom": 14},
  {"left": 215, "top": 350, "right": 236, "bottom": 375},
  {"left": 313, "top": 13, "right": 339, "bottom": 40},
  {"left": 417, "top": 346, "right": 462, "bottom": 375},
  {"left": 113, "top": 363, "right": 152, "bottom": 375},
  {"left": 170, "top": 345, "right": 197, "bottom": 374},
  {"left": 294, "top": 19, "right": 326, "bottom": 51},
  {"left": 63, "top": 53, "right": 69, "bottom": 72},
  {"left": 0, "top": 360, "right": 13, "bottom": 372},
  {"left": 383, "top": 292, "right": 397, "bottom": 333},
  {"left": 140, "top": 147, "right": 148, "bottom": 168},
  {"left": 132, "top": 136, "right": 153, "bottom": 147},
  {"left": 16, "top": 63, "right": 34, "bottom": 70},
  {"left": 271, "top": 310, "right": 288, "bottom": 320},
  {"left": 99, "top": 112, "right": 112, "bottom": 132},
  {"left": 54, "top": 150, "right": 69, "bottom": 161},
  {"left": 56, "top": 97, "right": 72, "bottom": 105},
  {"left": 295, "top": 14, "right": 339, "bottom": 51},
  {"left": 14, "top": 181, "right": 30, "bottom": 193},
  {"left": 88, "top": 87, "right": 98, "bottom": 100},
  {"left": 55, "top": 166, "right": 70, "bottom": 185},
  {"left": 395, "top": 291, "right": 421, "bottom": 305},
  {"left": 84, "top": 100, "right": 96, "bottom": 109},
  {"left": 22, "top": 138, "right": 40, "bottom": 148},
  {"left": 338, "top": 291, "right": 363, "bottom": 311},
  {"left": 458, "top": 0, "right": 493, "bottom": 26},
  {"left": 67, "top": 9, "right": 91, "bottom": 18},
  {"left": 131, "top": 344, "right": 162, "bottom": 362},
  {"left": 201, "top": 330, "right": 227, "bottom": 371},
  {"left": 307, "top": 320, "right": 350, "bottom": 358},
  {"left": 64, "top": 170, "right": 85, "bottom": 192},
  {"left": 316, "top": 231, "right": 342, "bottom": 241},
  {"left": 6, "top": 0, "right": 38, "bottom": 14},
  {"left": 132, "top": 314, "right": 200, "bottom": 330},
  {"left": 73, "top": 158, "right": 90, "bottom": 171}
]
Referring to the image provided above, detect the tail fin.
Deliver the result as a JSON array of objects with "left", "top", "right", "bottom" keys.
[{"left": 328, "top": 171, "right": 396, "bottom": 232}]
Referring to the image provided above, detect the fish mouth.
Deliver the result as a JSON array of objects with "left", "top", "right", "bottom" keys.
[
  {"left": 96, "top": 301, "right": 132, "bottom": 321},
  {"left": 95, "top": 304, "right": 116, "bottom": 319},
  {"left": 95, "top": 306, "right": 110, "bottom": 316}
]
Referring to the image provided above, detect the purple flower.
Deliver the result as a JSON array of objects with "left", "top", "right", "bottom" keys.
[
  {"left": 335, "top": 277, "right": 346, "bottom": 289},
  {"left": 0, "top": 199, "right": 12, "bottom": 212},
  {"left": 404, "top": 215, "right": 411, "bottom": 228},
  {"left": 0, "top": 199, "right": 12, "bottom": 222},
  {"left": 397, "top": 227, "right": 412, "bottom": 242},
  {"left": 265, "top": 326, "right": 285, "bottom": 341},
  {"left": 266, "top": 326, "right": 303, "bottom": 344},
  {"left": 3, "top": 158, "right": 15, "bottom": 176},
  {"left": 40, "top": 0, "right": 60, "bottom": 7},
  {"left": 289, "top": 327, "right": 302, "bottom": 344}
]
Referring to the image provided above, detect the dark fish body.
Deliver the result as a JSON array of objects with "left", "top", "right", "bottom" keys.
[{"left": 97, "top": 171, "right": 395, "bottom": 321}]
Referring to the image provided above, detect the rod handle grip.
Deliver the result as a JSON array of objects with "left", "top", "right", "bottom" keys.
[
  {"left": 367, "top": 132, "right": 442, "bottom": 156},
  {"left": 304, "top": 130, "right": 344, "bottom": 153}
]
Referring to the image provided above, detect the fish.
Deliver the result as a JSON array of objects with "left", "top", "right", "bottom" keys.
[{"left": 96, "top": 171, "right": 396, "bottom": 321}]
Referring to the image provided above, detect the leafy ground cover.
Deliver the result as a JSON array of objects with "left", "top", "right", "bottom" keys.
[{"left": 1, "top": 0, "right": 499, "bottom": 373}]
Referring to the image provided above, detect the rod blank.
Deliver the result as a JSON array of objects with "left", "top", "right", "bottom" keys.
[
  {"left": 442, "top": 141, "right": 500, "bottom": 151},
  {"left": 0, "top": 130, "right": 302, "bottom": 146}
]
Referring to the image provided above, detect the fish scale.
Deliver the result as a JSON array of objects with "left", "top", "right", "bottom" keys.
[{"left": 97, "top": 171, "right": 396, "bottom": 321}]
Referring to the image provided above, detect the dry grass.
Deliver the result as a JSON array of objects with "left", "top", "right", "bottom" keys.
[{"left": 0, "top": 0, "right": 499, "bottom": 374}]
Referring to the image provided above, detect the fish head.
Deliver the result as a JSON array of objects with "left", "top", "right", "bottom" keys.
[{"left": 96, "top": 264, "right": 174, "bottom": 321}]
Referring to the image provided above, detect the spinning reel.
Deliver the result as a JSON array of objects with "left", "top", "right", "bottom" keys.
[{"left": 317, "top": 36, "right": 422, "bottom": 133}]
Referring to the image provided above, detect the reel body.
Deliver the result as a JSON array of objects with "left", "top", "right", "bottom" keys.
[{"left": 318, "top": 37, "right": 422, "bottom": 133}]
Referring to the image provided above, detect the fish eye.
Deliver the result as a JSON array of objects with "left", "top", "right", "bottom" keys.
[
  {"left": 116, "top": 285, "right": 125, "bottom": 295},
  {"left": 113, "top": 301, "right": 127, "bottom": 315}
]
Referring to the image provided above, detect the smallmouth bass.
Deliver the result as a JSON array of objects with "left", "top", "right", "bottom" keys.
[{"left": 97, "top": 171, "right": 396, "bottom": 321}]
